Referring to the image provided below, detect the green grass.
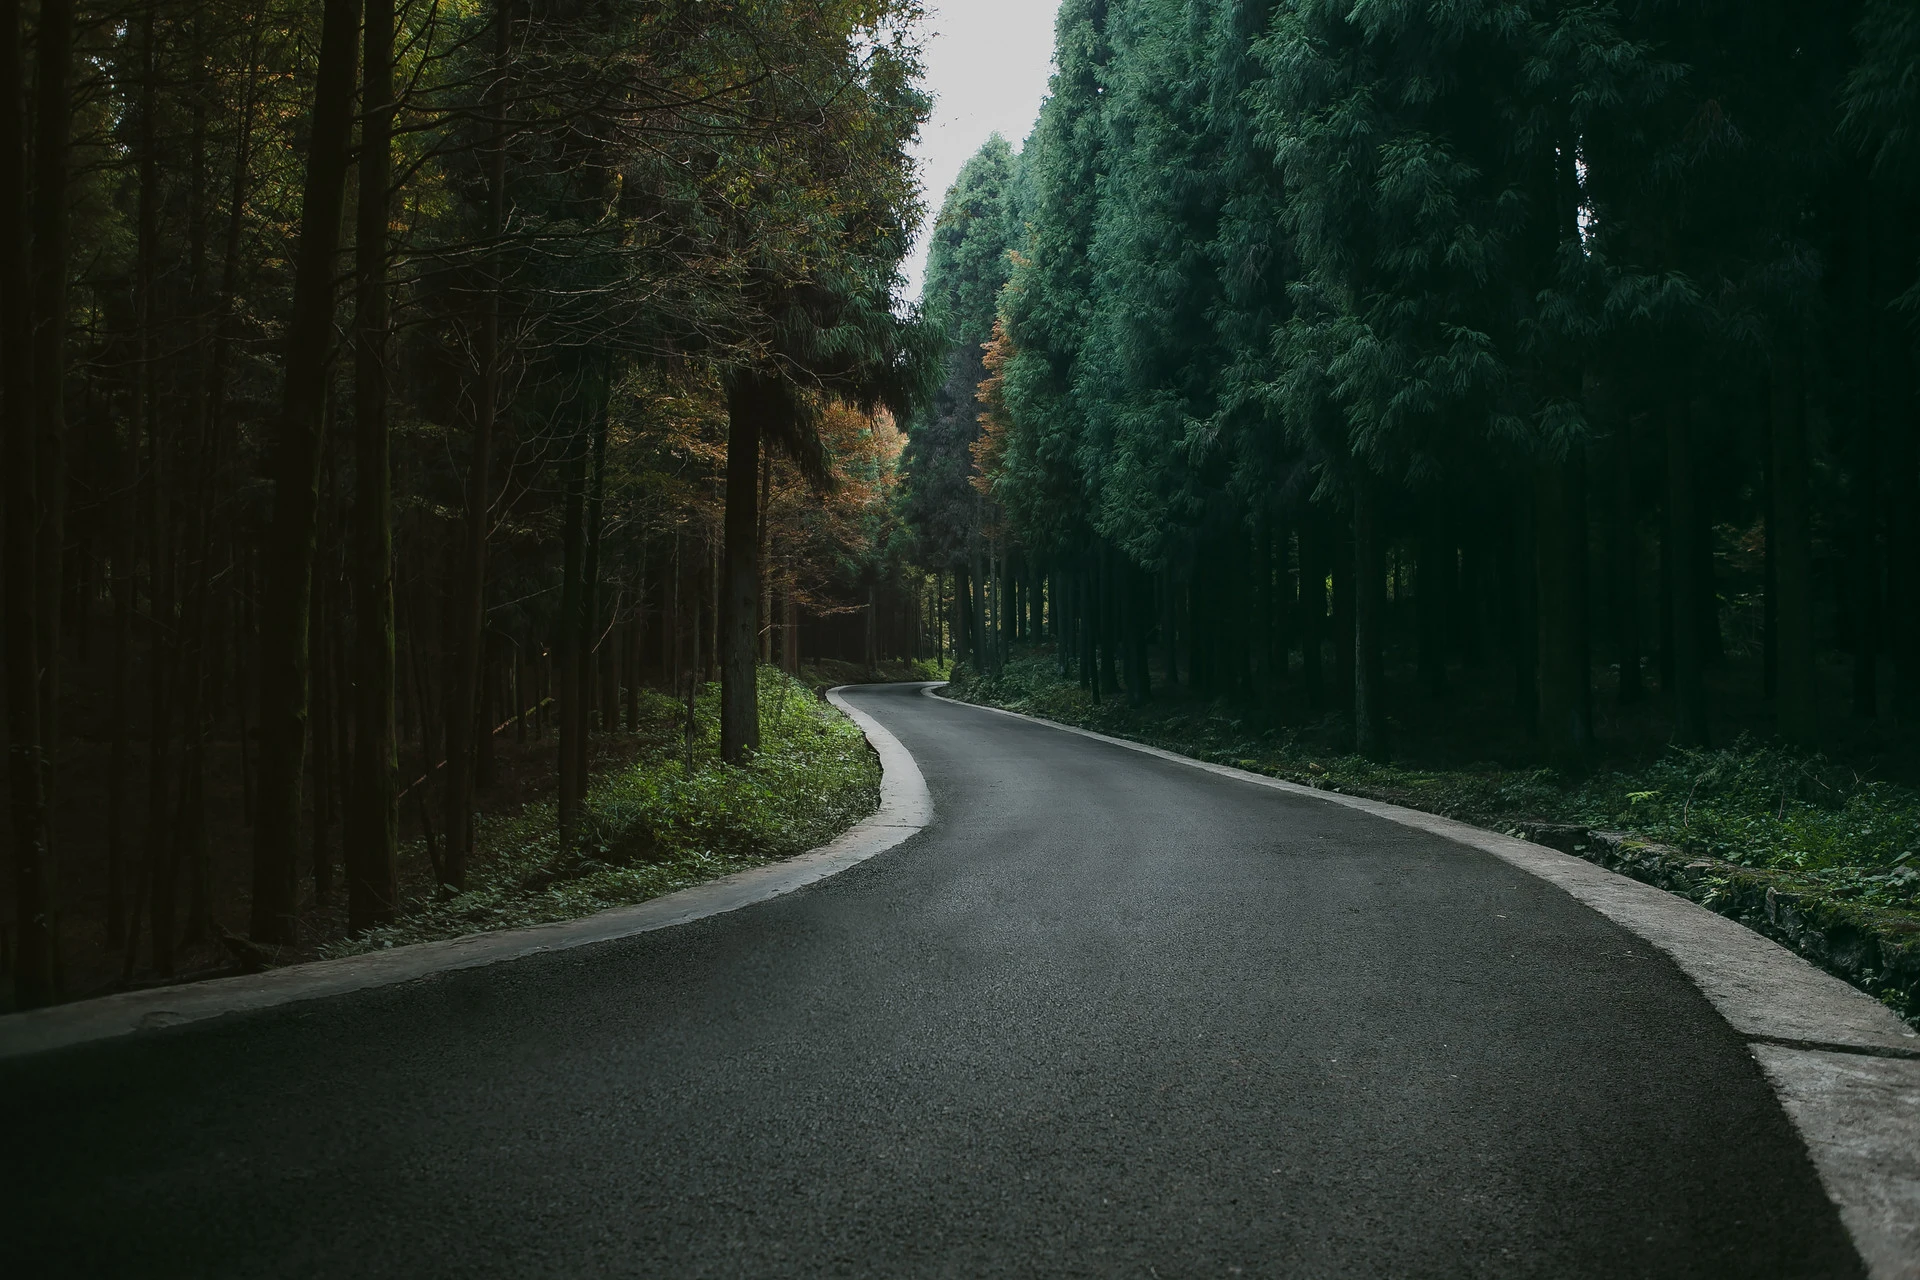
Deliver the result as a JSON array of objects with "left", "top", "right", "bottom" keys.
[
  {"left": 951, "top": 650, "right": 1920, "bottom": 1020},
  {"left": 320, "top": 669, "right": 879, "bottom": 957}
]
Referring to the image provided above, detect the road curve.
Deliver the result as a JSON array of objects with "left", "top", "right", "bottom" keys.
[{"left": 0, "top": 683, "right": 1863, "bottom": 1277}]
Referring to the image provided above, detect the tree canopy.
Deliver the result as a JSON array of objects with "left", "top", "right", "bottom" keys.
[{"left": 906, "top": 0, "right": 1920, "bottom": 762}]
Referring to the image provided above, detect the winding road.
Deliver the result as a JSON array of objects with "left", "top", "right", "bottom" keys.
[{"left": 0, "top": 684, "right": 1875, "bottom": 1276}]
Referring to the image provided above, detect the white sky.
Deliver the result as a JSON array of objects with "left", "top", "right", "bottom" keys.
[{"left": 902, "top": 0, "right": 1064, "bottom": 302}]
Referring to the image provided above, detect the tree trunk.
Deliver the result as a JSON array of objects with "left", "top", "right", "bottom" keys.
[
  {"left": 1098, "top": 546, "right": 1119, "bottom": 694},
  {"left": 1534, "top": 454, "right": 1592, "bottom": 768},
  {"left": 530, "top": 645, "right": 544, "bottom": 739},
  {"left": 30, "top": 0, "right": 74, "bottom": 832},
  {"left": 1458, "top": 532, "right": 1486, "bottom": 670},
  {"left": 556, "top": 446, "right": 586, "bottom": 845},
  {"left": 1125, "top": 562, "right": 1150, "bottom": 706},
  {"left": 572, "top": 399, "right": 608, "bottom": 798},
  {"left": 1299, "top": 516, "right": 1325, "bottom": 706},
  {"left": 1253, "top": 521, "right": 1273, "bottom": 696},
  {"left": 720, "top": 379, "right": 765, "bottom": 762},
  {"left": 758, "top": 450, "right": 773, "bottom": 666},
  {"left": 105, "top": 430, "right": 134, "bottom": 943},
  {"left": 1273, "top": 521, "right": 1294, "bottom": 691},
  {"left": 986, "top": 551, "right": 999, "bottom": 672},
  {"left": 136, "top": 0, "right": 179, "bottom": 973},
  {"left": 970, "top": 551, "right": 988, "bottom": 674},
  {"left": 624, "top": 611, "right": 642, "bottom": 732},
  {"left": 1004, "top": 570, "right": 1018, "bottom": 669},
  {"left": 440, "top": 1, "right": 510, "bottom": 888},
  {"left": 513, "top": 634, "right": 528, "bottom": 743},
  {"left": 1417, "top": 518, "right": 1448, "bottom": 699},
  {"left": 1353, "top": 475, "right": 1388, "bottom": 761},
  {"left": 1332, "top": 517, "right": 1355, "bottom": 717},
  {"left": 1657, "top": 486, "right": 1675, "bottom": 696},
  {"left": 583, "top": 449, "right": 606, "bottom": 744},
  {"left": 1511, "top": 479, "right": 1538, "bottom": 730},
  {"left": 1772, "top": 340, "right": 1817, "bottom": 743},
  {"left": 952, "top": 564, "right": 970, "bottom": 668},
  {"left": 1188, "top": 556, "right": 1211, "bottom": 695},
  {"left": 143, "top": 524, "right": 177, "bottom": 974},
  {"left": 251, "top": 0, "right": 361, "bottom": 943},
  {"left": 481, "top": 634, "right": 503, "bottom": 782},
  {"left": 1888, "top": 350, "right": 1920, "bottom": 724},
  {"left": 1610, "top": 419, "right": 1642, "bottom": 705},
  {"left": 1763, "top": 396, "right": 1778, "bottom": 702},
  {"left": 1666, "top": 404, "right": 1710, "bottom": 746},
  {"left": 174, "top": 503, "right": 215, "bottom": 948},
  {"left": 664, "top": 534, "right": 682, "bottom": 687},
  {"left": 310, "top": 558, "right": 335, "bottom": 899},
  {"left": 179, "top": 19, "right": 217, "bottom": 949},
  {"left": 987, "top": 554, "right": 999, "bottom": 673},
  {"left": 103, "top": 12, "right": 149, "bottom": 948},
  {"left": 344, "top": 0, "right": 398, "bottom": 931},
  {"left": 599, "top": 605, "right": 618, "bottom": 731},
  {"left": 1082, "top": 566, "right": 1099, "bottom": 701},
  {"left": 1065, "top": 568, "right": 1080, "bottom": 682},
  {"left": 783, "top": 590, "right": 799, "bottom": 674},
  {"left": 2, "top": 0, "right": 55, "bottom": 1006},
  {"left": 1008, "top": 553, "right": 1021, "bottom": 644},
  {"left": 705, "top": 536, "right": 719, "bottom": 685}
]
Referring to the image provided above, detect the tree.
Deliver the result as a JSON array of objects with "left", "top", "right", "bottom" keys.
[
  {"left": 442, "top": 0, "right": 511, "bottom": 891},
  {"left": 2, "top": 0, "right": 53, "bottom": 1007},
  {"left": 249, "top": 0, "right": 361, "bottom": 945},
  {"left": 344, "top": 0, "right": 399, "bottom": 929},
  {"left": 903, "top": 135, "right": 1018, "bottom": 579},
  {"left": 711, "top": 1, "right": 935, "bottom": 764}
]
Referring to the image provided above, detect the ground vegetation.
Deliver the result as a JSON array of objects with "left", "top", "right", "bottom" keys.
[{"left": 320, "top": 668, "right": 879, "bottom": 956}]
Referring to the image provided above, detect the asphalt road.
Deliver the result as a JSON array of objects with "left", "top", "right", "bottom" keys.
[{"left": 1, "top": 684, "right": 1864, "bottom": 1278}]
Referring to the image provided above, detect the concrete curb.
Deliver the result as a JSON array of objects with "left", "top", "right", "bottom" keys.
[
  {"left": 0, "top": 684, "right": 934, "bottom": 1064},
  {"left": 929, "top": 685, "right": 1920, "bottom": 1280}
]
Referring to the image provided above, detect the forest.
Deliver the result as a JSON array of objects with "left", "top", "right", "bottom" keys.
[
  {"left": 10, "top": 0, "right": 1920, "bottom": 1016},
  {"left": 908, "top": 0, "right": 1920, "bottom": 772},
  {"left": 1, "top": 0, "right": 944, "bottom": 1010}
]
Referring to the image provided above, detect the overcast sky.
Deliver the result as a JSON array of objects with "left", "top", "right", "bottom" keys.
[{"left": 902, "top": 0, "right": 1064, "bottom": 302}]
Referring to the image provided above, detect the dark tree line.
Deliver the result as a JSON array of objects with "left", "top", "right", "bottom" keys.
[
  {"left": 907, "top": 0, "right": 1920, "bottom": 768},
  {"left": 1, "top": 0, "right": 935, "bottom": 1009}
]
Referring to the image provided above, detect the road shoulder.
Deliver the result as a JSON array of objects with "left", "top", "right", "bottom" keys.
[{"left": 0, "top": 685, "right": 933, "bottom": 1063}]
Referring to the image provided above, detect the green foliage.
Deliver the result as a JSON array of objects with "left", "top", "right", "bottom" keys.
[
  {"left": 1077, "top": 0, "right": 1230, "bottom": 566},
  {"left": 922, "top": 135, "right": 1019, "bottom": 344},
  {"left": 903, "top": 135, "right": 1020, "bottom": 565},
  {"left": 988, "top": 0, "right": 1113, "bottom": 552},
  {"left": 1552, "top": 749, "right": 1920, "bottom": 911},
  {"left": 1846, "top": 0, "right": 1920, "bottom": 183},
  {"left": 899, "top": 0, "right": 1917, "bottom": 775},
  {"left": 320, "top": 671, "right": 879, "bottom": 956}
]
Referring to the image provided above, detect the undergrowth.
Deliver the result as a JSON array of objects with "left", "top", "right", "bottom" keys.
[
  {"left": 952, "top": 651, "right": 1920, "bottom": 920},
  {"left": 321, "top": 668, "right": 878, "bottom": 956}
]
